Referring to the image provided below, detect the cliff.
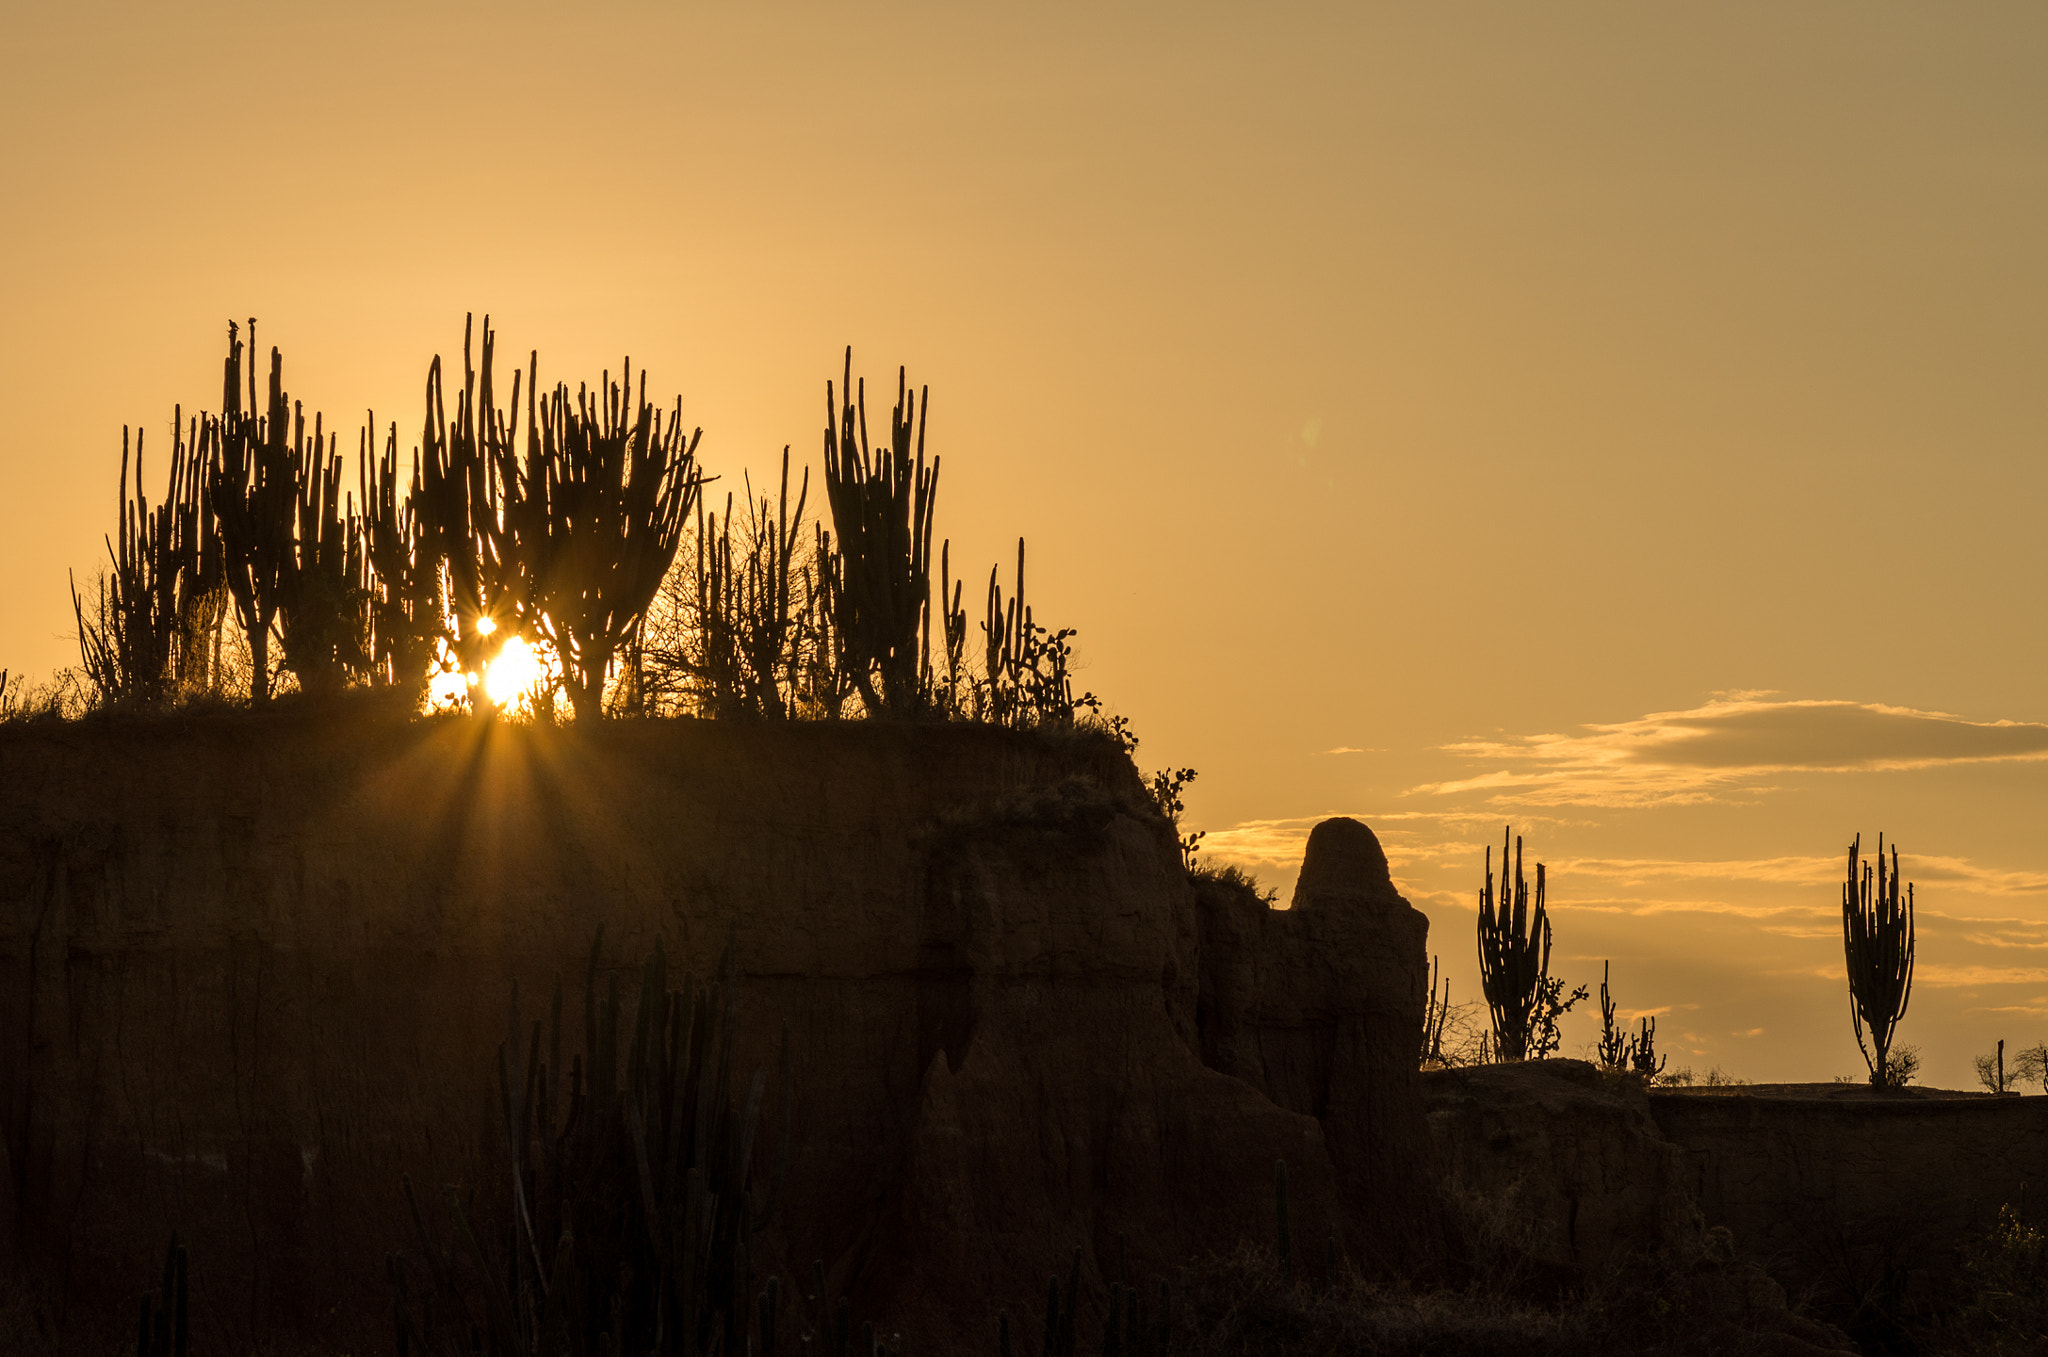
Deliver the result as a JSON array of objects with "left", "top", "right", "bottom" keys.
[{"left": 0, "top": 710, "right": 1433, "bottom": 1352}]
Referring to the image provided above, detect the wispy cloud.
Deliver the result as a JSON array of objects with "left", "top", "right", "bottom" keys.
[
  {"left": 1411, "top": 696, "right": 2048, "bottom": 808},
  {"left": 1202, "top": 818, "right": 2048, "bottom": 920},
  {"left": 1918, "top": 963, "right": 2048, "bottom": 988}
]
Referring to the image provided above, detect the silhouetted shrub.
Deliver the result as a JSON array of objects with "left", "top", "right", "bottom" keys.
[{"left": 643, "top": 450, "right": 839, "bottom": 720}]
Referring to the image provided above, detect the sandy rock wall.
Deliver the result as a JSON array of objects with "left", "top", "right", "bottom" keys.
[
  {"left": 0, "top": 712, "right": 1431, "bottom": 1351},
  {"left": 1421, "top": 1061, "right": 1702, "bottom": 1279},
  {"left": 1653, "top": 1086, "right": 2048, "bottom": 1309}
]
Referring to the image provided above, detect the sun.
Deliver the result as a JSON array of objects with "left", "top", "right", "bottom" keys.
[{"left": 482, "top": 636, "right": 544, "bottom": 709}]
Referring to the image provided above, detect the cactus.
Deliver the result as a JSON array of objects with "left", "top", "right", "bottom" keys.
[
  {"left": 1476, "top": 828, "right": 1579, "bottom": 1062},
  {"left": 1843, "top": 832, "right": 1916, "bottom": 1090},
  {"left": 135, "top": 1232, "right": 188, "bottom": 1357},
  {"left": 1031, "top": 1245, "right": 1085, "bottom": 1357},
  {"left": 523, "top": 356, "right": 703, "bottom": 720},
  {"left": 274, "top": 401, "right": 371, "bottom": 695},
  {"left": 76, "top": 411, "right": 213, "bottom": 708},
  {"left": 1597, "top": 961, "right": 1625, "bottom": 1069},
  {"left": 83, "top": 319, "right": 383, "bottom": 707},
  {"left": 359, "top": 418, "right": 442, "bottom": 699},
  {"left": 974, "top": 539, "right": 1093, "bottom": 730},
  {"left": 389, "top": 931, "right": 794, "bottom": 1354},
  {"left": 820, "top": 349, "right": 941, "bottom": 716},
  {"left": 1421, "top": 954, "right": 1451, "bottom": 1065},
  {"left": 205, "top": 324, "right": 305, "bottom": 702},
  {"left": 1630, "top": 1015, "right": 1668, "bottom": 1079},
  {"left": 414, "top": 315, "right": 705, "bottom": 719}
]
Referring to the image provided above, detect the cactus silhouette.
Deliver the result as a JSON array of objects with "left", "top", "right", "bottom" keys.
[
  {"left": 668, "top": 448, "right": 831, "bottom": 719},
  {"left": 416, "top": 315, "right": 704, "bottom": 718},
  {"left": 820, "top": 348, "right": 940, "bottom": 717},
  {"left": 359, "top": 418, "right": 441, "bottom": 698},
  {"left": 1421, "top": 954, "right": 1451, "bottom": 1064},
  {"left": 390, "top": 932, "right": 793, "bottom": 1354},
  {"left": 73, "top": 417, "right": 209, "bottom": 707},
  {"left": 1843, "top": 833, "right": 1916, "bottom": 1089},
  {"left": 275, "top": 401, "right": 370, "bottom": 695},
  {"left": 200, "top": 321, "right": 380, "bottom": 700},
  {"left": 134, "top": 1232, "right": 188, "bottom": 1357},
  {"left": 1477, "top": 828, "right": 1553, "bottom": 1062}
]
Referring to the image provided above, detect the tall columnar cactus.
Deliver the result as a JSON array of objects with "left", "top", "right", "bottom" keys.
[
  {"left": 1843, "top": 832, "right": 1916, "bottom": 1089},
  {"left": 522, "top": 356, "right": 703, "bottom": 720},
  {"left": 73, "top": 419, "right": 208, "bottom": 708},
  {"left": 820, "top": 349, "right": 939, "bottom": 717},
  {"left": 974, "top": 539, "right": 1091, "bottom": 729},
  {"left": 1477, "top": 828, "right": 1553, "bottom": 1062},
  {"left": 135, "top": 1233, "right": 189, "bottom": 1357},
  {"left": 417, "top": 316, "right": 702, "bottom": 718},
  {"left": 1597, "top": 961, "right": 1627, "bottom": 1069},
  {"left": 205, "top": 322, "right": 376, "bottom": 701},
  {"left": 390, "top": 931, "right": 794, "bottom": 1355},
  {"left": 205, "top": 321, "right": 299, "bottom": 703},
  {"left": 275, "top": 404, "right": 371, "bottom": 695},
  {"left": 359, "top": 420, "right": 442, "bottom": 699},
  {"left": 416, "top": 317, "right": 537, "bottom": 686}
]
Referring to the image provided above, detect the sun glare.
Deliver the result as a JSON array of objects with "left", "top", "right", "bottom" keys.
[
  {"left": 427, "top": 668, "right": 469, "bottom": 710},
  {"left": 483, "top": 636, "right": 542, "bottom": 708}
]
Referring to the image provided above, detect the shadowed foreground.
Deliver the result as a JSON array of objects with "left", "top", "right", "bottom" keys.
[{"left": 0, "top": 709, "right": 1431, "bottom": 1353}]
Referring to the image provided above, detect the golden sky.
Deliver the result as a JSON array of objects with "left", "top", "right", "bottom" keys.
[{"left": 6, "top": 3, "right": 2048, "bottom": 1085}]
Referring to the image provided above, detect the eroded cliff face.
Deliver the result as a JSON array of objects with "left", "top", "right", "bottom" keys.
[
  {"left": 0, "top": 712, "right": 1432, "bottom": 1352},
  {"left": 1653, "top": 1084, "right": 2048, "bottom": 1316}
]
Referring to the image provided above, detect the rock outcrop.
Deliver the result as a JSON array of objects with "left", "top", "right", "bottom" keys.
[
  {"left": 0, "top": 712, "right": 1433, "bottom": 1352},
  {"left": 1422, "top": 1060, "right": 1702, "bottom": 1277},
  {"left": 1191, "top": 817, "right": 1436, "bottom": 1264}
]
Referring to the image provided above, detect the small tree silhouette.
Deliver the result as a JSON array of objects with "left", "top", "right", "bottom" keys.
[{"left": 1842, "top": 833, "right": 1916, "bottom": 1090}]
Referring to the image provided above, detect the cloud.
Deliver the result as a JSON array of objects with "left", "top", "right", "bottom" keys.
[
  {"left": 1412, "top": 697, "right": 2048, "bottom": 807},
  {"left": 1966, "top": 1001, "right": 2048, "bottom": 1019},
  {"left": 1916, "top": 963, "right": 2048, "bottom": 988}
]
